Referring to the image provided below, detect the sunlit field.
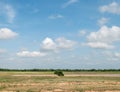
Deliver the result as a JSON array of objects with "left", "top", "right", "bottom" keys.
[{"left": 0, "top": 71, "right": 120, "bottom": 92}]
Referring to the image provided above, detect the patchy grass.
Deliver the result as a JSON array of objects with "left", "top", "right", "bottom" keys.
[{"left": 0, "top": 71, "right": 120, "bottom": 92}]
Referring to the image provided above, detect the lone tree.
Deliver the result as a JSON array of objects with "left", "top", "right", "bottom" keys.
[{"left": 54, "top": 70, "right": 64, "bottom": 76}]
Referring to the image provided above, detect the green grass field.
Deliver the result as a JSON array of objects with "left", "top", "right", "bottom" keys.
[{"left": 0, "top": 71, "right": 120, "bottom": 92}]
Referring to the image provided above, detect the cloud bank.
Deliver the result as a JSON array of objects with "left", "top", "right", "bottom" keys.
[
  {"left": 17, "top": 51, "right": 46, "bottom": 57},
  {"left": 99, "top": 2, "right": 120, "bottom": 14},
  {"left": 86, "top": 26, "right": 120, "bottom": 49}
]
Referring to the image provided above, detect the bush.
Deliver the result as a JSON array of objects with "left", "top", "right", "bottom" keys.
[{"left": 54, "top": 70, "right": 64, "bottom": 76}]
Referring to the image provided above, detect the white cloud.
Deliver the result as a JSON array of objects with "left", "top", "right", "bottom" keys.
[
  {"left": 86, "top": 26, "right": 120, "bottom": 49},
  {"left": 17, "top": 37, "right": 76, "bottom": 58},
  {"left": 17, "top": 51, "right": 46, "bottom": 57},
  {"left": 86, "top": 42, "right": 114, "bottom": 49},
  {"left": 99, "top": 2, "right": 120, "bottom": 14},
  {"left": 56, "top": 37, "right": 76, "bottom": 49},
  {"left": 40, "top": 37, "right": 76, "bottom": 52},
  {"left": 48, "top": 14, "right": 63, "bottom": 19},
  {"left": 62, "top": 0, "right": 78, "bottom": 8},
  {"left": 0, "top": 28, "right": 18, "bottom": 39},
  {"left": 102, "top": 51, "right": 120, "bottom": 61},
  {"left": 101, "top": 51, "right": 120, "bottom": 60},
  {"left": 98, "top": 17, "right": 109, "bottom": 26},
  {"left": 87, "top": 26, "right": 120, "bottom": 43},
  {"left": 40, "top": 37, "right": 57, "bottom": 51},
  {"left": 0, "top": 3, "right": 15, "bottom": 23}
]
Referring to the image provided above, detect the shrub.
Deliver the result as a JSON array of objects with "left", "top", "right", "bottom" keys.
[{"left": 54, "top": 70, "right": 64, "bottom": 76}]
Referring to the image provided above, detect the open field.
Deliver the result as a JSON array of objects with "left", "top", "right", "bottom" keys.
[{"left": 0, "top": 71, "right": 120, "bottom": 92}]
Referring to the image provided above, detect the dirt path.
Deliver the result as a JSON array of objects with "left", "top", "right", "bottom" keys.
[{"left": 12, "top": 74, "right": 120, "bottom": 77}]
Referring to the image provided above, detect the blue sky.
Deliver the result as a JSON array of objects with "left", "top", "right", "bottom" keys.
[{"left": 0, "top": 0, "right": 120, "bottom": 69}]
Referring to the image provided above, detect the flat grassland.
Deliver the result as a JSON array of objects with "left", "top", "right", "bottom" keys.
[{"left": 0, "top": 71, "right": 120, "bottom": 92}]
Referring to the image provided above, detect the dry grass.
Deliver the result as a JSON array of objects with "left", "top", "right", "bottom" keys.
[{"left": 0, "top": 71, "right": 120, "bottom": 92}]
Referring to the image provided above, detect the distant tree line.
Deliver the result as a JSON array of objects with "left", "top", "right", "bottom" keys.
[{"left": 0, "top": 68, "right": 120, "bottom": 72}]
